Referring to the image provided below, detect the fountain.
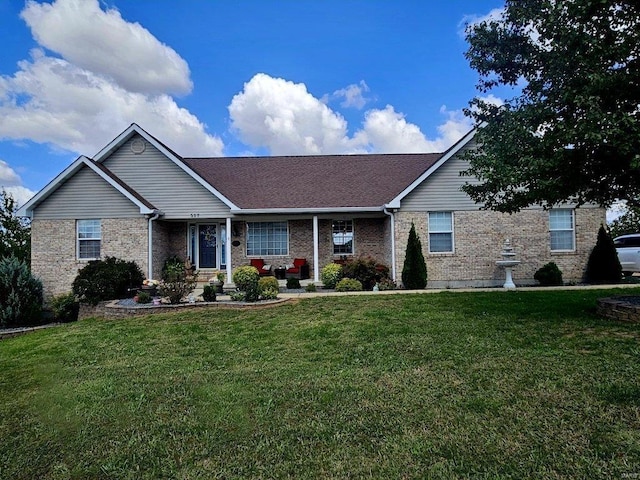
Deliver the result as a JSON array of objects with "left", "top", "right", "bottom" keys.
[{"left": 496, "top": 239, "right": 520, "bottom": 289}]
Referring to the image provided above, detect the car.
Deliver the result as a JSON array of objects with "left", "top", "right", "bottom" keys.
[{"left": 614, "top": 234, "right": 640, "bottom": 275}]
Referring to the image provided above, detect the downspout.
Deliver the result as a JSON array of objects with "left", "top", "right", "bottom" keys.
[
  {"left": 147, "top": 211, "right": 160, "bottom": 279},
  {"left": 383, "top": 207, "right": 396, "bottom": 282}
]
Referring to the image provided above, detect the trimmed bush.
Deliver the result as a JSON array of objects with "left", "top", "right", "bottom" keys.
[
  {"left": 232, "top": 266, "right": 260, "bottom": 302},
  {"left": 402, "top": 223, "right": 428, "bottom": 289},
  {"left": 258, "top": 276, "right": 280, "bottom": 295},
  {"left": 585, "top": 225, "right": 622, "bottom": 284},
  {"left": 534, "top": 262, "right": 563, "bottom": 286},
  {"left": 0, "top": 256, "right": 43, "bottom": 327},
  {"left": 202, "top": 285, "right": 217, "bottom": 302},
  {"left": 72, "top": 256, "right": 144, "bottom": 305},
  {"left": 335, "top": 278, "right": 363, "bottom": 292},
  {"left": 320, "top": 263, "right": 343, "bottom": 289},
  {"left": 286, "top": 277, "right": 301, "bottom": 289},
  {"left": 342, "top": 257, "right": 390, "bottom": 290},
  {"left": 260, "top": 287, "right": 279, "bottom": 300},
  {"left": 50, "top": 292, "right": 79, "bottom": 323}
]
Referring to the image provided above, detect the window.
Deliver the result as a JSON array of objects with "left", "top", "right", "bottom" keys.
[
  {"left": 77, "top": 219, "right": 101, "bottom": 259},
  {"left": 246, "top": 221, "right": 288, "bottom": 256},
  {"left": 550, "top": 209, "right": 575, "bottom": 251},
  {"left": 332, "top": 220, "right": 354, "bottom": 255},
  {"left": 428, "top": 212, "right": 453, "bottom": 253}
]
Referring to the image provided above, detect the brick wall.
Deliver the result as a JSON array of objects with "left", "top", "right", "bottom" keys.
[
  {"left": 394, "top": 208, "right": 605, "bottom": 287},
  {"left": 229, "top": 217, "right": 391, "bottom": 276},
  {"left": 32, "top": 218, "right": 148, "bottom": 300},
  {"left": 153, "top": 221, "right": 187, "bottom": 279}
]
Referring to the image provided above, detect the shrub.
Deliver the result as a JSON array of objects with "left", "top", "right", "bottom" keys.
[
  {"left": 377, "top": 278, "right": 397, "bottom": 291},
  {"left": 159, "top": 256, "right": 198, "bottom": 304},
  {"left": 286, "top": 277, "right": 301, "bottom": 289},
  {"left": 585, "top": 225, "right": 622, "bottom": 284},
  {"left": 232, "top": 266, "right": 260, "bottom": 290},
  {"left": 229, "top": 290, "right": 246, "bottom": 301},
  {"left": 342, "top": 257, "right": 390, "bottom": 290},
  {"left": 260, "top": 287, "right": 279, "bottom": 300},
  {"left": 162, "top": 255, "right": 186, "bottom": 281},
  {"left": 258, "top": 276, "right": 280, "bottom": 295},
  {"left": 0, "top": 256, "right": 43, "bottom": 327},
  {"left": 402, "top": 223, "right": 428, "bottom": 289},
  {"left": 320, "top": 263, "right": 343, "bottom": 289},
  {"left": 202, "top": 285, "right": 217, "bottom": 302},
  {"left": 50, "top": 292, "right": 79, "bottom": 323},
  {"left": 232, "top": 266, "right": 260, "bottom": 302},
  {"left": 335, "top": 278, "right": 363, "bottom": 292},
  {"left": 305, "top": 283, "right": 317, "bottom": 293},
  {"left": 534, "top": 262, "right": 563, "bottom": 286},
  {"left": 136, "top": 291, "right": 152, "bottom": 304},
  {"left": 72, "top": 256, "right": 144, "bottom": 305}
]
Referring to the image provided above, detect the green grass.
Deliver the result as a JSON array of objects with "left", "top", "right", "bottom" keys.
[{"left": 1, "top": 288, "right": 639, "bottom": 479}]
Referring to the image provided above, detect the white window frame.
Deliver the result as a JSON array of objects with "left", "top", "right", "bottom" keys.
[
  {"left": 77, "top": 219, "right": 101, "bottom": 260},
  {"left": 428, "top": 211, "right": 454, "bottom": 253},
  {"left": 549, "top": 209, "right": 575, "bottom": 252},
  {"left": 332, "top": 219, "right": 354, "bottom": 256},
  {"left": 246, "top": 221, "right": 289, "bottom": 256}
]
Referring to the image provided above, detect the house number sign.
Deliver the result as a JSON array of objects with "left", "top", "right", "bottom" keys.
[{"left": 190, "top": 213, "right": 201, "bottom": 218}]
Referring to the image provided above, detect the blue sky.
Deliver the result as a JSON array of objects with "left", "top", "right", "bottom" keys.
[{"left": 0, "top": 0, "right": 505, "bottom": 205}]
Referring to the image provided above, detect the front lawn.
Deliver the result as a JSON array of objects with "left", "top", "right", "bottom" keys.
[{"left": 1, "top": 289, "right": 639, "bottom": 479}]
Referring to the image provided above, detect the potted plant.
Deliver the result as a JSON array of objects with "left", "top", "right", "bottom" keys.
[{"left": 209, "top": 271, "right": 226, "bottom": 293}]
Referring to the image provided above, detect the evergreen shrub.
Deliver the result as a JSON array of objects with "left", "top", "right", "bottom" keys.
[
  {"left": 401, "top": 223, "right": 428, "bottom": 289},
  {"left": 534, "top": 262, "right": 563, "bottom": 286},
  {"left": 585, "top": 225, "right": 622, "bottom": 284},
  {"left": 0, "top": 256, "right": 43, "bottom": 327},
  {"left": 72, "top": 256, "right": 144, "bottom": 305}
]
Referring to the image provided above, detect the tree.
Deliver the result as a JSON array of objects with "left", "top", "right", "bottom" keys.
[
  {"left": 0, "top": 191, "right": 31, "bottom": 264},
  {"left": 608, "top": 206, "right": 640, "bottom": 238},
  {"left": 585, "top": 225, "right": 622, "bottom": 284},
  {"left": 402, "top": 223, "right": 428, "bottom": 289},
  {"left": 462, "top": 0, "right": 640, "bottom": 213}
]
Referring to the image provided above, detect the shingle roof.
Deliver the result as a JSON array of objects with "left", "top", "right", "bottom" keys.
[{"left": 182, "top": 153, "right": 443, "bottom": 210}]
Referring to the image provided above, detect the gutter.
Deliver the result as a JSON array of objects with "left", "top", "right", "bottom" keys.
[
  {"left": 147, "top": 211, "right": 162, "bottom": 279},
  {"left": 383, "top": 207, "right": 397, "bottom": 282}
]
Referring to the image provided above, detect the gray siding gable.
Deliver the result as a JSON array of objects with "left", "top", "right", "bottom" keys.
[
  {"left": 102, "top": 135, "right": 231, "bottom": 219},
  {"left": 33, "top": 165, "right": 141, "bottom": 219},
  {"left": 400, "top": 140, "right": 482, "bottom": 212}
]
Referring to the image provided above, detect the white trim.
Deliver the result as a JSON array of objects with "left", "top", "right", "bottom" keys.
[
  {"left": 385, "top": 129, "right": 476, "bottom": 209},
  {"left": 232, "top": 206, "right": 385, "bottom": 215},
  {"left": 226, "top": 217, "right": 232, "bottom": 284},
  {"left": 94, "top": 124, "right": 239, "bottom": 211},
  {"left": 384, "top": 208, "right": 396, "bottom": 281},
  {"left": 428, "top": 211, "right": 455, "bottom": 254},
  {"left": 313, "top": 215, "right": 319, "bottom": 282},
  {"left": 17, "top": 156, "right": 157, "bottom": 217},
  {"left": 76, "top": 219, "right": 101, "bottom": 260},
  {"left": 549, "top": 208, "right": 576, "bottom": 252}
]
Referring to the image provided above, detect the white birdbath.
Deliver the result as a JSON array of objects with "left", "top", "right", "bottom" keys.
[{"left": 496, "top": 239, "right": 520, "bottom": 289}]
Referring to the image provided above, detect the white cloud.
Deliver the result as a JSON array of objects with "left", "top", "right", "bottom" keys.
[
  {"left": 458, "top": 8, "right": 504, "bottom": 37},
  {"left": 229, "top": 73, "right": 475, "bottom": 155},
  {"left": 0, "top": 1, "right": 223, "bottom": 159},
  {"left": 0, "top": 50, "right": 223, "bottom": 157},
  {"left": 332, "top": 81, "right": 371, "bottom": 109},
  {"left": 21, "top": 0, "right": 192, "bottom": 95},
  {"left": 0, "top": 160, "right": 36, "bottom": 207},
  {"left": 228, "top": 73, "right": 354, "bottom": 155}
]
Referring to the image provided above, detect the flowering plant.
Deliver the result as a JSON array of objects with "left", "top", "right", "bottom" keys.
[{"left": 142, "top": 279, "right": 160, "bottom": 286}]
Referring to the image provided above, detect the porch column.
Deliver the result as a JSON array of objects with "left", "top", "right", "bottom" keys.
[
  {"left": 226, "top": 217, "right": 232, "bottom": 283},
  {"left": 313, "top": 215, "right": 319, "bottom": 282}
]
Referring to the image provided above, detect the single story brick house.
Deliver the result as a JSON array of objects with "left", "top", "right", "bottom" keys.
[{"left": 18, "top": 124, "right": 604, "bottom": 299}]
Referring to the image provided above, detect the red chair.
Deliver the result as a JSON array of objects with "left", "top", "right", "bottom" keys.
[
  {"left": 250, "top": 258, "right": 273, "bottom": 276},
  {"left": 286, "top": 258, "right": 310, "bottom": 279}
]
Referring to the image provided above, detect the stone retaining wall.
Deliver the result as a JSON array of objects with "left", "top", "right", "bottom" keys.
[{"left": 596, "top": 297, "right": 640, "bottom": 323}]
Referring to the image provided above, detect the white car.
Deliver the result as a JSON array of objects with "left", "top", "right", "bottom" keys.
[{"left": 614, "top": 234, "right": 640, "bottom": 275}]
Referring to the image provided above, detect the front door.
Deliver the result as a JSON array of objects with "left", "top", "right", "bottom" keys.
[{"left": 198, "top": 225, "right": 217, "bottom": 268}]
